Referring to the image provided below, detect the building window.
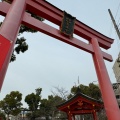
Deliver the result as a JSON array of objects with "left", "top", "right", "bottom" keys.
[{"left": 116, "top": 95, "right": 120, "bottom": 99}]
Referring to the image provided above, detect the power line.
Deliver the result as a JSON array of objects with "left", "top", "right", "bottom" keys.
[
  {"left": 108, "top": 9, "right": 120, "bottom": 40},
  {"left": 109, "top": 1, "right": 120, "bottom": 39},
  {"left": 116, "top": 15, "right": 120, "bottom": 28}
]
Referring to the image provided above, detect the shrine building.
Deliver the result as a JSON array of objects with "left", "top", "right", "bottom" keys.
[{"left": 57, "top": 88, "right": 103, "bottom": 120}]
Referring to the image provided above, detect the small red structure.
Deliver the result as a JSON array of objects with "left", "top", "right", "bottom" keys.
[
  {"left": 0, "top": 0, "right": 119, "bottom": 119},
  {"left": 57, "top": 88, "right": 103, "bottom": 120}
]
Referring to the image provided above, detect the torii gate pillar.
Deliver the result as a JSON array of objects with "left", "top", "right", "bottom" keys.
[
  {"left": 68, "top": 113, "right": 72, "bottom": 120},
  {"left": 0, "top": 0, "right": 120, "bottom": 120},
  {"left": 0, "top": 0, "right": 26, "bottom": 88},
  {"left": 91, "top": 38, "right": 120, "bottom": 120}
]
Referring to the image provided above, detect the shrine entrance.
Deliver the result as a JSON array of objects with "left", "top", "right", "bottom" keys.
[
  {"left": 57, "top": 88, "right": 103, "bottom": 120},
  {"left": 0, "top": 0, "right": 119, "bottom": 119}
]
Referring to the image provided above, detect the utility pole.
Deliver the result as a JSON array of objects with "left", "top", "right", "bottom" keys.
[{"left": 108, "top": 9, "right": 120, "bottom": 40}]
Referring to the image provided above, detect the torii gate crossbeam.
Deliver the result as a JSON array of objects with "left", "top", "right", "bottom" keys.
[{"left": 0, "top": 0, "right": 119, "bottom": 120}]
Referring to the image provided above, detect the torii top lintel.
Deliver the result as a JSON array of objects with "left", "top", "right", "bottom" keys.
[
  {"left": 27, "top": 0, "right": 113, "bottom": 48},
  {"left": 32, "top": 0, "right": 113, "bottom": 47},
  {"left": 0, "top": 0, "right": 113, "bottom": 63}
]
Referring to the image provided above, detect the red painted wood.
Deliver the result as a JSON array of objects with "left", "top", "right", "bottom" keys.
[
  {"left": 57, "top": 94, "right": 103, "bottom": 116},
  {"left": 0, "top": 0, "right": 26, "bottom": 41},
  {"left": 22, "top": 13, "right": 93, "bottom": 53},
  {"left": 102, "top": 52, "right": 112, "bottom": 61},
  {"left": 26, "top": 0, "right": 114, "bottom": 49},
  {"left": 91, "top": 38, "right": 120, "bottom": 120},
  {"left": 32, "top": 0, "right": 114, "bottom": 45},
  {"left": 0, "top": 1, "right": 118, "bottom": 119},
  {"left": 57, "top": 97, "right": 103, "bottom": 111},
  {"left": 93, "top": 112, "right": 98, "bottom": 120},
  {"left": 22, "top": 13, "right": 113, "bottom": 62},
  {"left": 68, "top": 113, "right": 72, "bottom": 120},
  {"left": 0, "top": 35, "right": 12, "bottom": 89},
  {"left": 71, "top": 110, "right": 93, "bottom": 114},
  {"left": 0, "top": 4, "right": 113, "bottom": 61},
  {"left": 0, "top": 2, "right": 10, "bottom": 16},
  {"left": 35, "top": 0, "right": 113, "bottom": 44},
  {"left": 0, "top": 0, "right": 26, "bottom": 90}
]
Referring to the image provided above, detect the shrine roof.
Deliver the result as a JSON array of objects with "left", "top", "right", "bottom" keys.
[{"left": 57, "top": 88, "right": 103, "bottom": 110}]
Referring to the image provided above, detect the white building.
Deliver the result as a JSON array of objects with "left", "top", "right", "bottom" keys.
[
  {"left": 112, "top": 52, "right": 120, "bottom": 107},
  {"left": 113, "top": 83, "right": 120, "bottom": 107},
  {"left": 113, "top": 52, "right": 120, "bottom": 82}
]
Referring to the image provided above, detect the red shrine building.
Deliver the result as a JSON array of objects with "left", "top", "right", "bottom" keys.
[{"left": 57, "top": 89, "right": 103, "bottom": 120}]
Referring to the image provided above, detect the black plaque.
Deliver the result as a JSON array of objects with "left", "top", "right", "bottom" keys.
[{"left": 60, "top": 11, "right": 76, "bottom": 38}]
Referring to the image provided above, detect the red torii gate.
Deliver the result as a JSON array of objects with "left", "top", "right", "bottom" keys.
[{"left": 0, "top": 0, "right": 119, "bottom": 119}]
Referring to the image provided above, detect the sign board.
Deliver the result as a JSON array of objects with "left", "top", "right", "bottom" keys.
[{"left": 60, "top": 11, "right": 76, "bottom": 38}]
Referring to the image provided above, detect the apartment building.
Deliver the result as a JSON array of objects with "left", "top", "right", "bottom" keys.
[
  {"left": 113, "top": 52, "right": 120, "bottom": 107},
  {"left": 113, "top": 52, "right": 120, "bottom": 82}
]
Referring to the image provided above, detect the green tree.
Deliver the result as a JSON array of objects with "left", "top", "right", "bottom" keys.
[
  {"left": 0, "top": 91, "right": 22, "bottom": 120},
  {"left": 70, "top": 83, "right": 101, "bottom": 100},
  {"left": 40, "top": 95, "right": 65, "bottom": 120},
  {"left": 25, "top": 88, "right": 42, "bottom": 120},
  {"left": 51, "top": 86, "right": 69, "bottom": 100},
  {"left": 0, "top": 111, "right": 6, "bottom": 120},
  {"left": 1, "top": 0, "right": 44, "bottom": 62}
]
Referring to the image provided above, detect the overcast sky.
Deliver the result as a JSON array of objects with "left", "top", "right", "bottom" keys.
[{"left": 0, "top": 0, "right": 120, "bottom": 108}]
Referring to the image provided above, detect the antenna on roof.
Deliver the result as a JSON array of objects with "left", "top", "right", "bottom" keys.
[{"left": 78, "top": 76, "right": 79, "bottom": 85}]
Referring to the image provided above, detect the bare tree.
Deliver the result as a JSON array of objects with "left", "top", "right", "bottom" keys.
[{"left": 51, "top": 86, "right": 69, "bottom": 100}]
